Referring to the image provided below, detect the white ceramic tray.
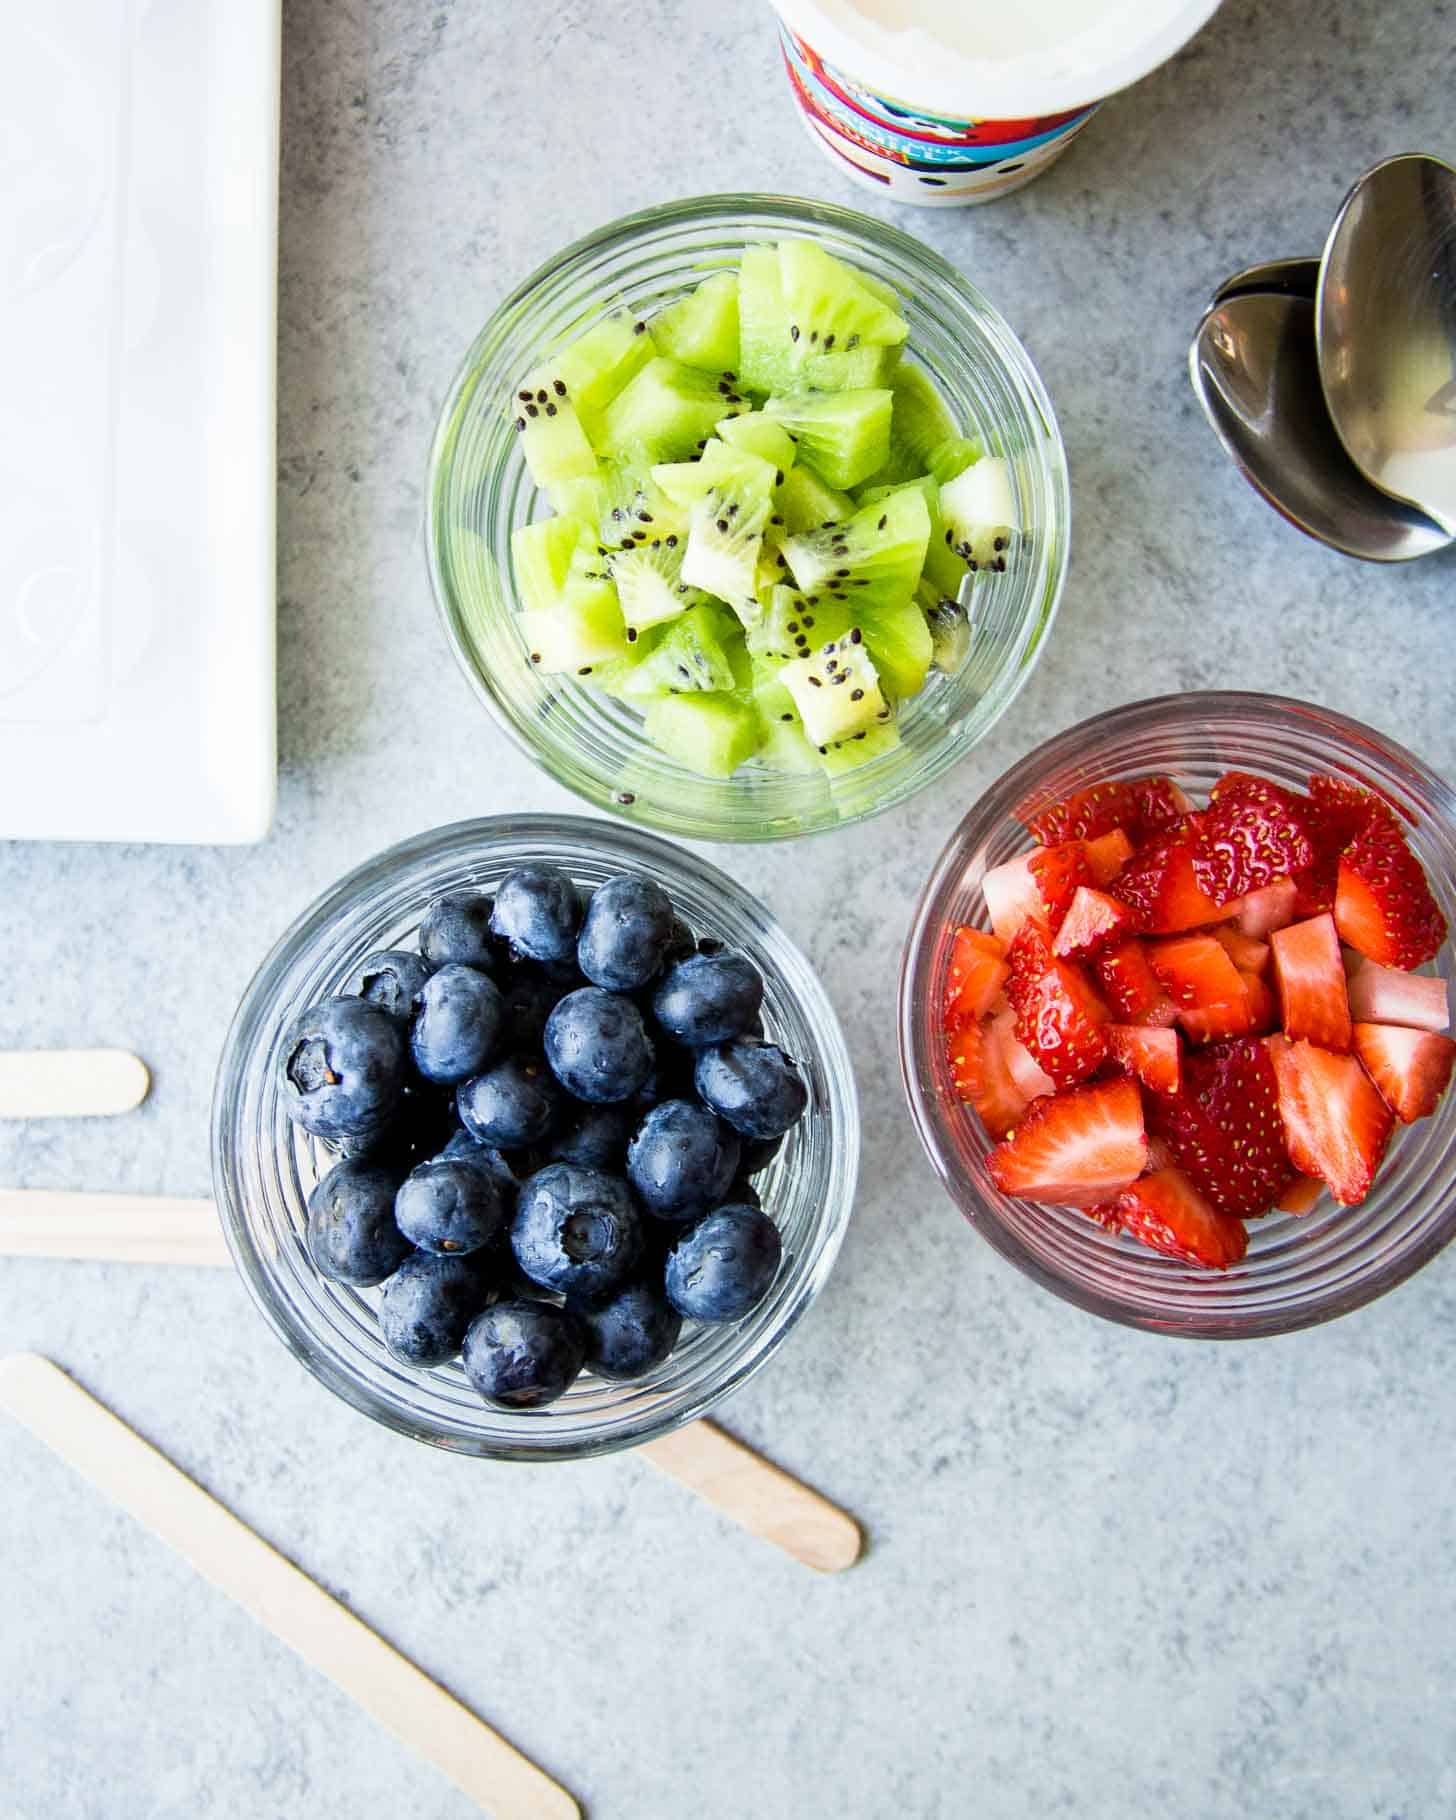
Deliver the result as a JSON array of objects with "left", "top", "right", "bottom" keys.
[{"left": 0, "top": 0, "right": 280, "bottom": 844}]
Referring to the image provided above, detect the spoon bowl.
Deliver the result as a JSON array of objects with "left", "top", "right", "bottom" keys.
[
  {"left": 1213, "top": 256, "right": 1319, "bottom": 306},
  {"left": 1318, "top": 152, "right": 1456, "bottom": 533},
  {"left": 1189, "top": 289, "right": 1452, "bottom": 562}
]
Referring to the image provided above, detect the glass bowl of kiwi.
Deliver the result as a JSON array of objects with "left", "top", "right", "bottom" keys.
[{"left": 427, "top": 193, "right": 1069, "bottom": 842}]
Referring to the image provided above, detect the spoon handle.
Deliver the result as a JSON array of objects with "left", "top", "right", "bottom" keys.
[
  {"left": 0, "top": 1190, "right": 230, "bottom": 1266},
  {"left": 0, "top": 1050, "right": 150, "bottom": 1120}
]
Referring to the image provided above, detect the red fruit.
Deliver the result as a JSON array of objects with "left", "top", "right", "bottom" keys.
[
  {"left": 1345, "top": 955, "right": 1451, "bottom": 1032},
  {"left": 1228, "top": 878, "right": 1300, "bottom": 938},
  {"left": 1267, "top": 1035, "right": 1394, "bottom": 1204},
  {"left": 1193, "top": 772, "right": 1318, "bottom": 907},
  {"left": 1052, "top": 886, "right": 1141, "bottom": 961},
  {"left": 1006, "top": 924, "right": 1109, "bottom": 1086},
  {"left": 1105, "top": 1024, "right": 1181, "bottom": 1095},
  {"left": 1027, "top": 842, "right": 1096, "bottom": 932},
  {"left": 1352, "top": 1022, "right": 1456, "bottom": 1123},
  {"left": 1147, "top": 934, "right": 1247, "bottom": 1009},
  {"left": 949, "top": 1016, "right": 1027, "bottom": 1139},
  {"left": 1083, "top": 828, "right": 1135, "bottom": 887},
  {"left": 982, "top": 842, "right": 1094, "bottom": 944},
  {"left": 1091, "top": 940, "right": 1180, "bottom": 1027},
  {"left": 1177, "top": 991, "right": 1256, "bottom": 1046},
  {"left": 1240, "top": 969, "right": 1279, "bottom": 1035},
  {"left": 987, "top": 1077, "right": 1146, "bottom": 1205},
  {"left": 944, "top": 926, "right": 1010, "bottom": 1029},
  {"left": 1024, "top": 775, "right": 1188, "bottom": 846},
  {"left": 1276, "top": 1174, "right": 1324, "bottom": 1215},
  {"left": 1109, "top": 816, "right": 1229, "bottom": 934},
  {"left": 1099, "top": 1167, "right": 1248, "bottom": 1268},
  {"left": 1144, "top": 1133, "right": 1177, "bottom": 1173},
  {"left": 990, "top": 1008, "right": 1058, "bottom": 1102},
  {"left": 1270, "top": 913, "right": 1353, "bottom": 1051},
  {"left": 1150, "top": 1035, "right": 1292, "bottom": 1218},
  {"left": 1213, "top": 926, "right": 1271, "bottom": 974},
  {"left": 1335, "top": 818, "right": 1447, "bottom": 970}
]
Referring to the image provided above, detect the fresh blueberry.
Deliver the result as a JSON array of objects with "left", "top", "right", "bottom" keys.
[
  {"left": 457, "top": 1053, "right": 563, "bottom": 1149},
  {"left": 280, "top": 996, "right": 406, "bottom": 1140},
  {"left": 440, "top": 1127, "right": 520, "bottom": 1200},
  {"left": 395, "top": 1156, "right": 508, "bottom": 1255},
  {"left": 462, "top": 1299, "right": 587, "bottom": 1408},
  {"left": 498, "top": 968, "right": 564, "bottom": 1048},
  {"left": 306, "top": 1159, "right": 413, "bottom": 1285},
  {"left": 544, "top": 987, "right": 654, "bottom": 1103},
  {"left": 490, "top": 864, "right": 581, "bottom": 967},
  {"left": 378, "top": 1252, "right": 496, "bottom": 1366},
  {"left": 511, "top": 1163, "right": 644, "bottom": 1300},
  {"left": 694, "top": 1039, "right": 808, "bottom": 1139},
  {"left": 626, "top": 1099, "right": 740, "bottom": 1221},
  {"left": 418, "top": 890, "right": 498, "bottom": 971},
  {"left": 346, "top": 950, "right": 436, "bottom": 1025},
  {"left": 576, "top": 874, "right": 675, "bottom": 992},
  {"left": 665, "top": 1206, "right": 782, "bottom": 1322},
  {"left": 738, "top": 1132, "right": 784, "bottom": 1176},
  {"left": 410, "top": 963, "right": 505, "bottom": 1086},
  {"left": 571, "top": 1279, "right": 682, "bottom": 1380},
  {"left": 547, "top": 1103, "right": 634, "bottom": 1172},
  {"left": 651, "top": 951, "right": 764, "bottom": 1046},
  {"left": 663, "top": 917, "right": 697, "bottom": 967}
]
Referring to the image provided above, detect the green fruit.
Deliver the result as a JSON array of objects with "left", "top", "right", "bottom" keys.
[
  {"left": 763, "top": 389, "right": 893, "bottom": 490},
  {"left": 778, "top": 628, "right": 887, "bottom": 747},
  {"left": 644, "top": 694, "right": 763, "bottom": 777},
  {"left": 779, "top": 486, "right": 929, "bottom": 611},
  {"left": 651, "top": 271, "right": 740, "bottom": 373},
  {"left": 599, "top": 358, "right": 750, "bottom": 463}
]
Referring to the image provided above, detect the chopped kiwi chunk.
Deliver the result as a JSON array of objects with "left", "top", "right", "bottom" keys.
[
  {"left": 616, "top": 604, "right": 739, "bottom": 699},
  {"left": 519, "top": 589, "right": 628, "bottom": 674},
  {"left": 606, "top": 536, "right": 704, "bottom": 632},
  {"left": 643, "top": 694, "right": 763, "bottom": 778},
  {"left": 762, "top": 389, "right": 893, "bottom": 490},
  {"left": 779, "top": 486, "right": 930, "bottom": 611},
  {"left": 939, "top": 456, "right": 1019, "bottom": 571},
  {"left": 651, "top": 272, "right": 740, "bottom": 373},
  {"left": 599, "top": 357, "right": 750, "bottom": 463},
  {"left": 778, "top": 629, "right": 887, "bottom": 747},
  {"left": 775, "top": 462, "right": 855, "bottom": 535}
]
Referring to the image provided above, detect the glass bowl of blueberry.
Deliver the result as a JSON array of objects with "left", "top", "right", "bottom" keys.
[{"left": 212, "top": 815, "right": 858, "bottom": 1459}]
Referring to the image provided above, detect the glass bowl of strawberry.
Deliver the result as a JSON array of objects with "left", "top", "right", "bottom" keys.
[{"left": 898, "top": 691, "right": 1456, "bottom": 1337}]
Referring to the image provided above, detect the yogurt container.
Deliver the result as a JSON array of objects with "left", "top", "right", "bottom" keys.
[{"left": 770, "top": 0, "right": 1224, "bottom": 205}]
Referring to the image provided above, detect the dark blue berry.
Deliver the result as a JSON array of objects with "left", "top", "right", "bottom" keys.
[
  {"left": 511, "top": 1163, "right": 644, "bottom": 1300},
  {"left": 378, "top": 1252, "right": 496, "bottom": 1366},
  {"left": 544, "top": 987, "right": 653, "bottom": 1103},
  {"left": 694, "top": 1039, "right": 808, "bottom": 1139},
  {"left": 281, "top": 996, "right": 406, "bottom": 1140},
  {"left": 338, "top": 1079, "right": 456, "bottom": 1170},
  {"left": 651, "top": 951, "right": 763, "bottom": 1046},
  {"left": 395, "top": 1156, "right": 508, "bottom": 1255},
  {"left": 572, "top": 1279, "right": 682, "bottom": 1380},
  {"left": 626, "top": 1099, "right": 740, "bottom": 1221},
  {"left": 665, "top": 1206, "right": 782, "bottom": 1321},
  {"left": 727, "top": 1176, "right": 762, "bottom": 1209},
  {"left": 498, "top": 968, "right": 564, "bottom": 1047},
  {"left": 440, "top": 1127, "right": 520, "bottom": 1201},
  {"left": 663, "top": 917, "right": 697, "bottom": 966},
  {"left": 419, "top": 890, "right": 498, "bottom": 970},
  {"left": 462, "top": 1299, "right": 587, "bottom": 1407},
  {"left": 457, "top": 1053, "right": 562, "bottom": 1148},
  {"left": 306, "top": 1159, "right": 412, "bottom": 1285},
  {"left": 410, "top": 963, "right": 505, "bottom": 1085},
  {"left": 738, "top": 1132, "right": 784, "bottom": 1175},
  {"left": 490, "top": 864, "right": 581, "bottom": 966},
  {"left": 547, "top": 1103, "right": 634, "bottom": 1172},
  {"left": 576, "top": 874, "right": 675, "bottom": 992},
  {"left": 346, "top": 950, "right": 435, "bottom": 1024}
]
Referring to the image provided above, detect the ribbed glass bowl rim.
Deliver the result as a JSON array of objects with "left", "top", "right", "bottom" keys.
[
  {"left": 211, "top": 814, "right": 860, "bottom": 1459},
  {"left": 425, "top": 190, "right": 1069, "bottom": 843},
  {"left": 898, "top": 690, "right": 1456, "bottom": 1338}
]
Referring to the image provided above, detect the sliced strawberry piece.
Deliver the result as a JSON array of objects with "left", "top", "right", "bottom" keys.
[
  {"left": 982, "top": 842, "right": 1094, "bottom": 944},
  {"left": 1345, "top": 954, "right": 1451, "bottom": 1032},
  {"left": 1227, "top": 878, "right": 1300, "bottom": 938},
  {"left": 1335, "top": 817, "right": 1447, "bottom": 970},
  {"left": 1267, "top": 1035, "right": 1394, "bottom": 1204},
  {"left": 1023, "top": 775, "right": 1189, "bottom": 845},
  {"left": 1082, "top": 828, "right": 1135, "bottom": 887},
  {"left": 1239, "top": 969, "right": 1279, "bottom": 1035},
  {"left": 1026, "top": 842, "right": 1095, "bottom": 933},
  {"left": 986, "top": 1076, "right": 1146, "bottom": 1205},
  {"left": 1052, "top": 886, "right": 1141, "bottom": 961},
  {"left": 989, "top": 1008, "right": 1058, "bottom": 1102},
  {"left": 1144, "top": 1133, "right": 1177, "bottom": 1173},
  {"left": 944, "top": 926, "right": 1010, "bottom": 1029},
  {"left": 1193, "top": 772, "right": 1318, "bottom": 907},
  {"left": 949, "top": 1016, "right": 1027, "bottom": 1138},
  {"left": 1276, "top": 1173, "right": 1325, "bottom": 1215},
  {"left": 1105, "top": 1024, "right": 1181, "bottom": 1095},
  {"left": 1177, "top": 991, "right": 1256, "bottom": 1046},
  {"left": 981, "top": 854, "right": 1044, "bottom": 945},
  {"left": 1005, "top": 923, "right": 1108, "bottom": 1086},
  {"left": 1150, "top": 1034, "right": 1291, "bottom": 1218},
  {"left": 1213, "top": 926, "right": 1270, "bottom": 974},
  {"left": 1109, "top": 816, "right": 1229, "bottom": 934},
  {"left": 1352, "top": 1022, "right": 1456, "bottom": 1123},
  {"left": 1099, "top": 1167, "right": 1248, "bottom": 1268},
  {"left": 1147, "top": 933, "right": 1246, "bottom": 1009},
  {"left": 1091, "top": 940, "right": 1180, "bottom": 1027},
  {"left": 1269, "top": 912, "right": 1352, "bottom": 1051}
]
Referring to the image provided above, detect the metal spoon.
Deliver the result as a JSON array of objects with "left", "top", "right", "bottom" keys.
[
  {"left": 1317, "top": 152, "right": 1456, "bottom": 533},
  {"left": 1189, "top": 289, "right": 1452, "bottom": 562},
  {"left": 1213, "top": 256, "right": 1320, "bottom": 306}
]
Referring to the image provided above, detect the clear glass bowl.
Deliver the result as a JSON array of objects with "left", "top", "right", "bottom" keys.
[
  {"left": 212, "top": 816, "right": 859, "bottom": 1459},
  {"left": 426, "top": 192, "right": 1068, "bottom": 842},
  {"left": 899, "top": 692, "right": 1456, "bottom": 1339}
]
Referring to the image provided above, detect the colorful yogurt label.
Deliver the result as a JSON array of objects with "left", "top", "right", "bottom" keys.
[{"left": 778, "top": 26, "right": 1098, "bottom": 205}]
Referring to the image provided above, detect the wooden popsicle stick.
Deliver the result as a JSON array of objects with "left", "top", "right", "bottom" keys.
[
  {"left": 638, "top": 1418, "right": 863, "bottom": 1574},
  {"left": 0, "top": 1049, "right": 150, "bottom": 1119},
  {"left": 0, "top": 1355, "right": 580, "bottom": 1820},
  {"left": 0, "top": 1191, "right": 232, "bottom": 1267}
]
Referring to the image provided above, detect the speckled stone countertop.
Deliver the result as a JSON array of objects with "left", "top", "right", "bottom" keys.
[{"left": 5, "top": 2, "right": 1456, "bottom": 1815}]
